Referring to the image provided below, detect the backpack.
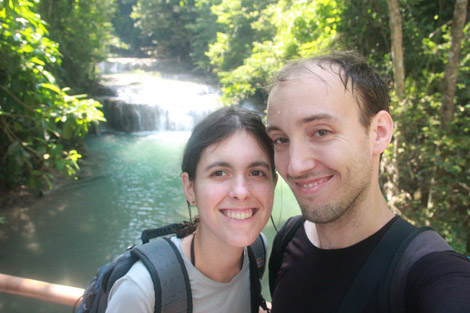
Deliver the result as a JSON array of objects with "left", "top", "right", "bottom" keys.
[
  {"left": 268, "top": 215, "right": 454, "bottom": 313},
  {"left": 76, "top": 223, "right": 268, "bottom": 313}
]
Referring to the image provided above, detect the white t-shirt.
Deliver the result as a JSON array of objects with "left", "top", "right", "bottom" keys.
[{"left": 106, "top": 237, "right": 251, "bottom": 313}]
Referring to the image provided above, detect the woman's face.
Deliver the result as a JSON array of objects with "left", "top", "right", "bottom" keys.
[{"left": 182, "top": 130, "right": 276, "bottom": 249}]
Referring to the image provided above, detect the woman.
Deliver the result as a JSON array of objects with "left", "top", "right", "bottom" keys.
[{"left": 106, "top": 107, "right": 276, "bottom": 313}]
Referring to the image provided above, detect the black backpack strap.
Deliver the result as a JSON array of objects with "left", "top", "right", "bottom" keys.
[
  {"left": 132, "top": 237, "right": 192, "bottom": 313},
  {"left": 249, "top": 232, "right": 268, "bottom": 278},
  {"left": 385, "top": 227, "right": 453, "bottom": 313},
  {"left": 268, "top": 215, "right": 305, "bottom": 296},
  {"left": 248, "top": 245, "right": 270, "bottom": 313},
  {"left": 337, "top": 217, "right": 416, "bottom": 313},
  {"left": 141, "top": 224, "right": 185, "bottom": 244}
]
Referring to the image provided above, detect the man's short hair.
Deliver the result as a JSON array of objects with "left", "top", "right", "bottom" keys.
[{"left": 269, "top": 51, "right": 391, "bottom": 128}]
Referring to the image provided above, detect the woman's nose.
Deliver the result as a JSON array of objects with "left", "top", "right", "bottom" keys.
[{"left": 229, "top": 177, "right": 251, "bottom": 201}]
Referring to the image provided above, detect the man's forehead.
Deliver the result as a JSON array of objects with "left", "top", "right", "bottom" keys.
[
  {"left": 281, "top": 65, "right": 342, "bottom": 87},
  {"left": 266, "top": 66, "right": 360, "bottom": 127},
  {"left": 267, "top": 68, "right": 344, "bottom": 105}
]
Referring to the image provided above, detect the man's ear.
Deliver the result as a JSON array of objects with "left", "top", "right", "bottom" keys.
[
  {"left": 181, "top": 172, "right": 196, "bottom": 205},
  {"left": 370, "top": 110, "right": 394, "bottom": 155}
]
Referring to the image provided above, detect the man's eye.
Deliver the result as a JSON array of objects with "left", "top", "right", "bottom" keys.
[
  {"left": 273, "top": 137, "right": 288, "bottom": 145},
  {"left": 315, "top": 129, "right": 330, "bottom": 136},
  {"left": 251, "top": 170, "right": 266, "bottom": 177}
]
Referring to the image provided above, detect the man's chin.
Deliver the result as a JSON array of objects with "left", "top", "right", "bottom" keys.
[{"left": 300, "top": 203, "right": 346, "bottom": 224}]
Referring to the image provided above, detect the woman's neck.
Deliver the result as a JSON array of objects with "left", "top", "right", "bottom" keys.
[{"left": 181, "top": 231, "right": 244, "bottom": 283}]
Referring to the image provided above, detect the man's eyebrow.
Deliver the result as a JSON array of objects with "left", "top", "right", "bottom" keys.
[
  {"left": 266, "top": 113, "right": 337, "bottom": 133},
  {"left": 265, "top": 125, "right": 280, "bottom": 133},
  {"left": 300, "top": 113, "right": 336, "bottom": 126}
]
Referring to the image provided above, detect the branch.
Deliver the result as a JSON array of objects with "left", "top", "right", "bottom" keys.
[
  {"left": 0, "top": 85, "right": 35, "bottom": 112},
  {"left": 459, "top": 182, "right": 470, "bottom": 193}
]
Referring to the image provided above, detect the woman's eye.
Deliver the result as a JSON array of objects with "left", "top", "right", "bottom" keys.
[{"left": 212, "top": 170, "right": 227, "bottom": 177}]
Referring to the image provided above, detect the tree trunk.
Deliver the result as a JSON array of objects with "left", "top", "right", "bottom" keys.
[
  {"left": 387, "top": 0, "right": 406, "bottom": 99},
  {"left": 385, "top": 0, "right": 406, "bottom": 212},
  {"left": 441, "top": 0, "right": 469, "bottom": 126}
]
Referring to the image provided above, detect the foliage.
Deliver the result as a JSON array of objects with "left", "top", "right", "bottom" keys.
[
  {"left": 111, "top": 0, "right": 148, "bottom": 57},
  {"left": 132, "top": 0, "right": 196, "bottom": 62},
  {"left": 206, "top": 0, "right": 274, "bottom": 74},
  {"left": 0, "top": 0, "right": 105, "bottom": 193},
  {"left": 382, "top": 23, "right": 470, "bottom": 253},
  {"left": 38, "top": 0, "right": 116, "bottom": 93},
  {"left": 214, "top": 0, "right": 341, "bottom": 105},
  {"left": 188, "top": 0, "right": 223, "bottom": 73}
]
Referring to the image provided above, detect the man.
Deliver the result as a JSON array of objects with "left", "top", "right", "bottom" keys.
[{"left": 266, "top": 51, "right": 470, "bottom": 312}]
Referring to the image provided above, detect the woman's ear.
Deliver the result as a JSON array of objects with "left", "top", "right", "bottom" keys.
[
  {"left": 181, "top": 172, "right": 196, "bottom": 205},
  {"left": 370, "top": 110, "right": 394, "bottom": 155}
]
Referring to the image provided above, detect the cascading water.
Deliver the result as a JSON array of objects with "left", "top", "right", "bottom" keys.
[{"left": 97, "top": 58, "right": 222, "bottom": 132}]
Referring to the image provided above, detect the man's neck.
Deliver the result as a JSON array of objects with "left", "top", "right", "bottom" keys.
[{"left": 304, "top": 193, "right": 394, "bottom": 249}]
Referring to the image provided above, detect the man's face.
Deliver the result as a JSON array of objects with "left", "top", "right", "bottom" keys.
[{"left": 266, "top": 67, "right": 375, "bottom": 224}]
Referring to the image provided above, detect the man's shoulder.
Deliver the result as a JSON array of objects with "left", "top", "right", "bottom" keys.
[
  {"left": 409, "top": 249, "right": 470, "bottom": 279},
  {"left": 405, "top": 250, "right": 470, "bottom": 312}
]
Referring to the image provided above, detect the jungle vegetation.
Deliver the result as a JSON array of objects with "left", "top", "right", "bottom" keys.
[{"left": 1, "top": 0, "right": 469, "bottom": 252}]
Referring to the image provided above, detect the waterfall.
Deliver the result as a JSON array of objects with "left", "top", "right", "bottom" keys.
[{"left": 97, "top": 58, "right": 221, "bottom": 132}]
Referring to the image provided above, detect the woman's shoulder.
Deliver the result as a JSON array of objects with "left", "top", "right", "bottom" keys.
[
  {"left": 106, "top": 260, "right": 155, "bottom": 313},
  {"left": 111, "top": 260, "right": 154, "bottom": 296}
]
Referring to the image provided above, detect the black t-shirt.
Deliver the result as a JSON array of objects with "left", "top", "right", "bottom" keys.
[{"left": 271, "top": 216, "right": 470, "bottom": 313}]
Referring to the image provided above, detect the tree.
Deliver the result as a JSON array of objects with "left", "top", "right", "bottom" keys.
[
  {"left": 0, "top": 0, "right": 105, "bottom": 193},
  {"left": 212, "top": 0, "right": 340, "bottom": 105},
  {"left": 387, "top": 0, "right": 405, "bottom": 98},
  {"left": 39, "top": 0, "right": 116, "bottom": 93},
  {"left": 188, "top": 0, "right": 222, "bottom": 73},
  {"left": 441, "top": 0, "right": 469, "bottom": 126},
  {"left": 383, "top": 0, "right": 406, "bottom": 215},
  {"left": 112, "top": 0, "right": 148, "bottom": 56},
  {"left": 207, "top": 0, "right": 275, "bottom": 73},
  {"left": 132, "top": 0, "right": 196, "bottom": 63}
]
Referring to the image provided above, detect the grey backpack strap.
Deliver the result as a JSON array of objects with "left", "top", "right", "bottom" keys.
[
  {"left": 131, "top": 237, "right": 192, "bottom": 313},
  {"left": 249, "top": 232, "right": 268, "bottom": 278},
  {"left": 387, "top": 228, "right": 453, "bottom": 313}
]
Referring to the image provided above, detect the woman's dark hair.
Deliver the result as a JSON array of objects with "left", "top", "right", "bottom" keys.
[{"left": 182, "top": 106, "right": 276, "bottom": 180}]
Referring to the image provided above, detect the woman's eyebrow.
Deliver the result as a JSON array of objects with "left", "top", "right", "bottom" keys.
[
  {"left": 204, "top": 160, "right": 271, "bottom": 171},
  {"left": 204, "top": 161, "right": 231, "bottom": 172},
  {"left": 249, "top": 161, "right": 271, "bottom": 170}
]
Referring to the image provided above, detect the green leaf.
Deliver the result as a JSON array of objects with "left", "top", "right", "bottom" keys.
[{"left": 40, "top": 83, "right": 61, "bottom": 94}]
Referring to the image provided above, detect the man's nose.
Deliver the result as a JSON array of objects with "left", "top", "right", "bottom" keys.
[{"left": 287, "top": 140, "right": 316, "bottom": 177}]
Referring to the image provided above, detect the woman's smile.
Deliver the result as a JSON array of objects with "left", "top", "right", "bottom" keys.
[{"left": 220, "top": 208, "right": 257, "bottom": 221}]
